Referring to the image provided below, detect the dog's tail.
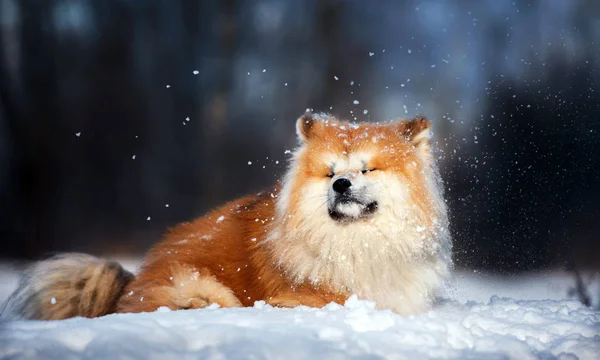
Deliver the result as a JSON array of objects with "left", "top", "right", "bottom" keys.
[{"left": 1, "top": 253, "right": 134, "bottom": 320}]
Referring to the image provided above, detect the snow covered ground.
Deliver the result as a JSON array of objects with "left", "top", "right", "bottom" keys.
[{"left": 0, "top": 261, "right": 599, "bottom": 359}]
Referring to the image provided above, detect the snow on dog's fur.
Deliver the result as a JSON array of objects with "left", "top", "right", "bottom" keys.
[
  {"left": 3, "top": 113, "right": 451, "bottom": 320},
  {"left": 271, "top": 113, "right": 451, "bottom": 314}
]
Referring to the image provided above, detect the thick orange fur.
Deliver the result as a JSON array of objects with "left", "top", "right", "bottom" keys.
[
  {"left": 117, "top": 191, "right": 348, "bottom": 313},
  {"left": 117, "top": 113, "right": 449, "bottom": 315}
]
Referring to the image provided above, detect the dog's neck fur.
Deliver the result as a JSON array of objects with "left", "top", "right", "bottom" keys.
[{"left": 266, "top": 148, "right": 451, "bottom": 315}]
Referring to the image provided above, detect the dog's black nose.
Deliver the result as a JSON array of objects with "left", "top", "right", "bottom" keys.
[{"left": 332, "top": 178, "right": 352, "bottom": 194}]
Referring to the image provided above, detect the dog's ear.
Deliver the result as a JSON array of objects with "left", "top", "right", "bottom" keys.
[
  {"left": 296, "top": 111, "right": 318, "bottom": 143},
  {"left": 404, "top": 116, "right": 431, "bottom": 146},
  {"left": 402, "top": 116, "right": 432, "bottom": 160}
]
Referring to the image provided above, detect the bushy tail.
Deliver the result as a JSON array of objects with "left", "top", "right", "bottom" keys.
[{"left": 2, "top": 253, "right": 134, "bottom": 320}]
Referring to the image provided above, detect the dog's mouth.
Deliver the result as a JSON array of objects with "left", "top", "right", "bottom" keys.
[{"left": 328, "top": 196, "right": 378, "bottom": 222}]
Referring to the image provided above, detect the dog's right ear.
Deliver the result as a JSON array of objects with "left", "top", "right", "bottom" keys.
[{"left": 296, "top": 112, "right": 317, "bottom": 143}]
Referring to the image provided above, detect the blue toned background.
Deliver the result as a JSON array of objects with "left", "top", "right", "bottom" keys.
[{"left": 0, "top": 0, "right": 599, "bottom": 273}]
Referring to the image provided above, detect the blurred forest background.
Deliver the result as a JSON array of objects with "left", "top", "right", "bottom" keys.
[{"left": 0, "top": 0, "right": 599, "bottom": 273}]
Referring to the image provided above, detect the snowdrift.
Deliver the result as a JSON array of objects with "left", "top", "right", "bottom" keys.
[{"left": 1, "top": 266, "right": 599, "bottom": 359}]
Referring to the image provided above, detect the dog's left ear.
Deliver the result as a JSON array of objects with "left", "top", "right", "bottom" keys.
[{"left": 402, "top": 116, "right": 432, "bottom": 160}]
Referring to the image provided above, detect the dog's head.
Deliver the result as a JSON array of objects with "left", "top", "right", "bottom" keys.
[{"left": 278, "top": 112, "right": 441, "bottom": 232}]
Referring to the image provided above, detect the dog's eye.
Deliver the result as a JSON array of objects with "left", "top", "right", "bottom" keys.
[
  {"left": 326, "top": 173, "right": 335, "bottom": 178},
  {"left": 361, "top": 168, "right": 377, "bottom": 174}
]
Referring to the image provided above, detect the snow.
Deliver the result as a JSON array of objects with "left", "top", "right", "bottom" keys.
[{"left": 0, "top": 265, "right": 599, "bottom": 359}]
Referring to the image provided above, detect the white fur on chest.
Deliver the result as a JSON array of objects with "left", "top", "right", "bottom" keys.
[{"left": 268, "top": 217, "right": 450, "bottom": 314}]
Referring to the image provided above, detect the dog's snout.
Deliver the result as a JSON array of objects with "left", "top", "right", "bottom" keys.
[{"left": 332, "top": 178, "right": 352, "bottom": 194}]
